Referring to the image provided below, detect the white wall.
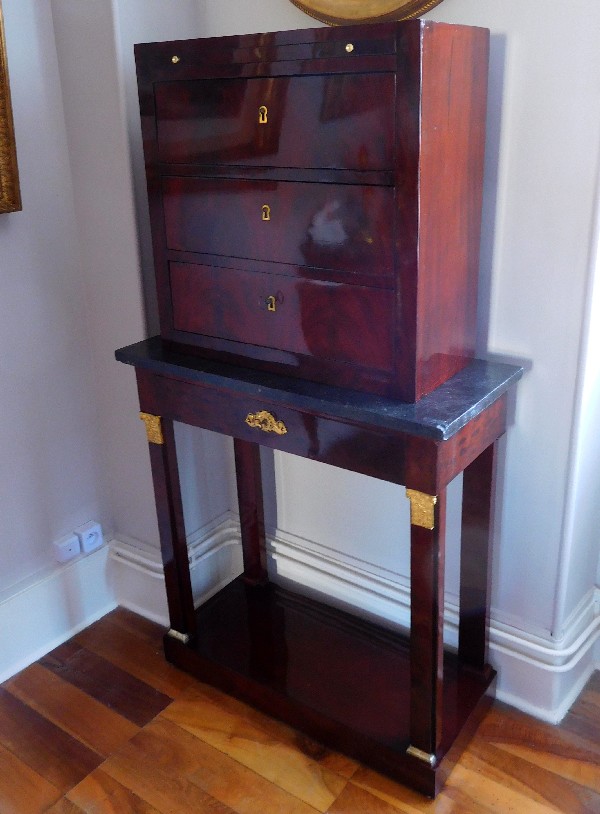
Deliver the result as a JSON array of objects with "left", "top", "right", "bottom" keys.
[
  {"left": 0, "top": 0, "right": 118, "bottom": 678},
  {"left": 0, "top": 1, "right": 107, "bottom": 590},
  {"left": 1, "top": 0, "right": 598, "bottom": 719},
  {"left": 425, "top": 0, "right": 600, "bottom": 707}
]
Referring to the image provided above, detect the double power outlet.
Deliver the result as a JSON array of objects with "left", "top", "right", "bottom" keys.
[{"left": 53, "top": 521, "right": 104, "bottom": 563}]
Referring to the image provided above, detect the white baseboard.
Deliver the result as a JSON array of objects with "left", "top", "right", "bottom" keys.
[
  {"left": 109, "top": 516, "right": 600, "bottom": 724},
  {"left": 109, "top": 511, "right": 243, "bottom": 627},
  {"left": 0, "top": 545, "right": 117, "bottom": 683}
]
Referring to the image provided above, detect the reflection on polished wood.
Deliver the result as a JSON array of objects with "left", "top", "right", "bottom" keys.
[
  {"left": 0, "top": 608, "right": 598, "bottom": 813},
  {"left": 137, "top": 20, "right": 489, "bottom": 401}
]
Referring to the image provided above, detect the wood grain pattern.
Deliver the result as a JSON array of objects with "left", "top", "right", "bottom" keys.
[
  {"left": 0, "top": 742, "right": 61, "bottom": 814},
  {"left": 40, "top": 640, "right": 172, "bottom": 727},
  {"left": 163, "top": 177, "right": 394, "bottom": 274},
  {"left": 0, "top": 687, "right": 102, "bottom": 791},
  {"left": 169, "top": 260, "right": 395, "bottom": 372},
  {"left": 62, "top": 770, "right": 168, "bottom": 813},
  {"left": 0, "top": 609, "right": 597, "bottom": 812},
  {"left": 155, "top": 72, "right": 395, "bottom": 170},
  {"left": 161, "top": 685, "right": 347, "bottom": 810},
  {"left": 71, "top": 611, "right": 195, "bottom": 699},
  {"left": 4, "top": 662, "right": 138, "bottom": 757},
  {"left": 138, "top": 20, "right": 489, "bottom": 401}
]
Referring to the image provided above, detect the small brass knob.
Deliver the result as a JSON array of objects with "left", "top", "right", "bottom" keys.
[
  {"left": 345, "top": 43, "right": 354, "bottom": 53},
  {"left": 171, "top": 55, "right": 180, "bottom": 64}
]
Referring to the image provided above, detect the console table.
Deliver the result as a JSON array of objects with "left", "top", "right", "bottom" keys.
[{"left": 116, "top": 336, "right": 522, "bottom": 796}]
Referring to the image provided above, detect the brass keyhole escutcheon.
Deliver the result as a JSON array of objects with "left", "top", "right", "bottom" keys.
[
  {"left": 258, "top": 105, "right": 268, "bottom": 124},
  {"left": 266, "top": 295, "right": 277, "bottom": 312},
  {"left": 261, "top": 204, "right": 271, "bottom": 221}
]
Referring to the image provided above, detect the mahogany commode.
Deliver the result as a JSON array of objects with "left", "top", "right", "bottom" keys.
[
  {"left": 135, "top": 19, "right": 489, "bottom": 401},
  {"left": 120, "top": 19, "right": 521, "bottom": 797}
]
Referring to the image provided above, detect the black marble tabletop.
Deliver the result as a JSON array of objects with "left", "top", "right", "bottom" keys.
[{"left": 116, "top": 337, "right": 523, "bottom": 441}]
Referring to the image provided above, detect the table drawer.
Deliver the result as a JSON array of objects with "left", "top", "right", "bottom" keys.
[
  {"left": 163, "top": 176, "right": 394, "bottom": 276},
  {"left": 170, "top": 261, "right": 394, "bottom": 372},
  {"left": 135, "top": 367, "right": 410, "bottom": 486},
  {"left": 155, "top": 73, "right": 395, "bottom": 171}
]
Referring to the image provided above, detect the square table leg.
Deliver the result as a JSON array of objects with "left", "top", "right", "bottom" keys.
[
  {"left": 407, "top": 487, "right": 447, "bottom": 765},
  {"left": 459, "top": 442, "right": 497, "bottom": 671},
  {"left": 139, "top": 411, "right": 196, "bottom": 642},
  {"left": 234, "top": 438, "right": 268, "bottom": 585}
]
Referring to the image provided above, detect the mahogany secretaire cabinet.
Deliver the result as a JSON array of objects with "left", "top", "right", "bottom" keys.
[
  {"left": 135, "top": 19, "right": 490, "bottom": 401},
  {"left": 119, "top": 18, "right": 522, "bottom": 799}
]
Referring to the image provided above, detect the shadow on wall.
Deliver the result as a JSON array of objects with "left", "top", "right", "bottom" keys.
[{"left": 477, "top": 33, "right": 507, "bottom": 356}]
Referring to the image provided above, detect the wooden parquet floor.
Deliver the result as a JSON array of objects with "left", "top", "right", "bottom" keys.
[{"left": 0, "top": 608, "right": 598, "bottom": 813}]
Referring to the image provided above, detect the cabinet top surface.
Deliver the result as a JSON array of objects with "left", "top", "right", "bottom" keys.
[
  {"left": 135, "top": 18, "right": 432, "bottom": 54},
  {"left": 116, "top": 337, "right": 522, "bottom": 441},
  {"left": 134, "top": 19, "right": 489, "bottom": 80}
]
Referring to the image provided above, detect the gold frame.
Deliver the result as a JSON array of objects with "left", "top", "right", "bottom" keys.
[
  {"left": 0, "top": 2, "right": 21, "bottom": 214},
  {"left": 288, "top": 0, "right": 444, "bottom": 26}
]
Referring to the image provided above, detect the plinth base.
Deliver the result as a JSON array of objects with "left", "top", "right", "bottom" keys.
[{"left": 164, "top": 577, "right": 495, "bottom": 796}]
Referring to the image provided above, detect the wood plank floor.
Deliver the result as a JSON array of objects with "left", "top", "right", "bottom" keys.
[{"left": 0, "top": 608, "right": 598, "bottom": 813}]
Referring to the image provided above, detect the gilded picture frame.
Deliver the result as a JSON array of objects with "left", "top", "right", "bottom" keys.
[
  {"left": 289, "top": 0, "right": 444, "bottom": 25},
  {"left": 0, "top": 3, "right": 21, "bottom": 214}
]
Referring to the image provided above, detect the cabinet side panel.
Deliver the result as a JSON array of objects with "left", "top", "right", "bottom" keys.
[
  {"left": 393, "top": 21, "right": 423, "bottom": 402},
  {"left": 135, "top": 47, "right": 175, "bottom": 339},
  {"left": 416, "top": 24, "right": 489, "bottom": 398}
]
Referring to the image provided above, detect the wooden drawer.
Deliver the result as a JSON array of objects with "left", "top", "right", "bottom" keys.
[
  {"left": 134, "top": 363, "right": 413, "bottom": 486},
  {"left": 155, "top": 73, "right": 395, "bottom": 171},
  {"left": 170, "top": 261, "right": 394, "bottom": 372},
  {"left": 163, "top": 176, "right": 394, "bottom": 276},
  {"left": 138, "top": 20, "right": 490, "bottom": 400}
]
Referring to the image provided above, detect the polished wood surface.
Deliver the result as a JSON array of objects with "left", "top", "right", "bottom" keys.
[
  {"left": 132, "top": 356, "right": 509, "bottom": 495},
  {"left": 118, "top": 341, "right": 522, "bottom": 795},
  {"left": 414, "top": 23, "right": 488, "bottom": 397},
  {"left": 164, "top": 576, "right": 494, "bottom": 775},
  {"left": 162, "top": 177, "right": 395, "bottom": 273},
  {"left": 135, "top": 24, "right": 397, "bottom": 86},
  {"left": 169, "top": 261, "right": 394, "bottom": 372},
  {"left": 458, "top": 444, "right": 496, "bottom": 670},
  {"left": 409, "top": 490, "right": 447, "bottom": 759},
  {"left": 136, "top": 20, "right": 490, "bottom": 401},
  {"left": 0, "top": 609, "right": 598, "bottom": 813},
  {"left": 155, "top": 73, "right": 395, "bottom": 170},
  {"left": 146, "top": 417, "right": 196, "bottom": 638},
  {"left": 234, "top": 438, "right": 268, "bottom": 585}
]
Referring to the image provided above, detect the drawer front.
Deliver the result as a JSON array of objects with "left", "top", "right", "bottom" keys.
[
  {"left": 136, "top": 369, "right": 409, "bottom": 485},
  {"left": 155, "top": 73, "right": 395, "bottom": 171},
  {"left": 163, "top": 176, "right": 394, "bottom": 275},
  {"left": 170, "top": 261, "right": 394, "bottom": 372}
]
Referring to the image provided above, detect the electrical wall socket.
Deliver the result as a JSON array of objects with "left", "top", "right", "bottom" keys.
[
  {"left": 75, "top": 521, "right": 104, "bottom": 554},
  {"left": 53, "top": 533, "right": 81, "bottom": 563}
]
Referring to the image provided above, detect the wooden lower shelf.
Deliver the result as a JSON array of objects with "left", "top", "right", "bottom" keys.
[{"left": 163, "top": 576, "right": 495, "bottom": 795}]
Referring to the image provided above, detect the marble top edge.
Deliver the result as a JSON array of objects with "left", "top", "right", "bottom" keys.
[{"left": 115, "top": 338, "right": 523, "bottom": 441}]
